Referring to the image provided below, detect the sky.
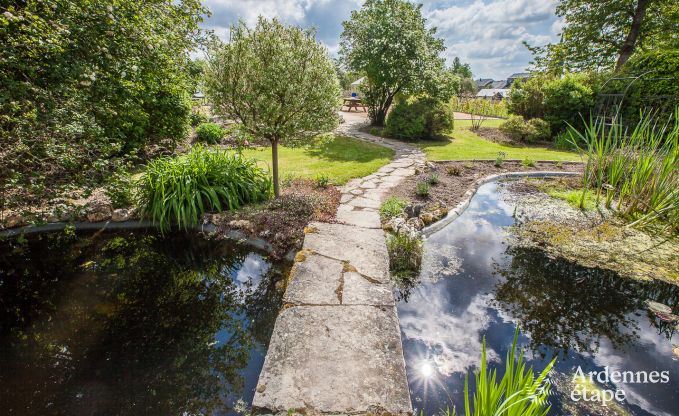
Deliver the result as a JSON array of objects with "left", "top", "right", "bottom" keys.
[{"left": 200, "top": 0, "right": 564, "bottom": 80}]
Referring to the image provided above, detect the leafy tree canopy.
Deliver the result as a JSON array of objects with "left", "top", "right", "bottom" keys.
[
  {"left": 527, "top": 0, "right": 678, "bottom": 74},
  {"left": 205, "top": 18, "right": 340, "bottom": 197},
  {"left": 339, "top": 0, "right": 448, "bottom": 126}
]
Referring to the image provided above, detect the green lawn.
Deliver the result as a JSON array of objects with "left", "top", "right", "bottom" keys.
[
  {"left": 419, "top": 121, "right": 583, "bottom": 161},
  {"left": 240, "top": 135, "right": 394, "bottom": 185}
]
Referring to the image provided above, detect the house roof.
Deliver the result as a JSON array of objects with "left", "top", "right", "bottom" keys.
[
  {"left": 475, "top": 78, "right": 494, "bottom": 88},
  {"left": 508, "top": 72, "right": 530, "bottom": 79},
  {"left": 491, "top": 80, "right": 507, "bottom": 89},
  {"left": 476, "top": 88, "right": 510, "bottom": 97}
]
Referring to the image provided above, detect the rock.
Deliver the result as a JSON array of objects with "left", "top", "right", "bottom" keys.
[
  {"left": 384, "top": 217, "right": 406, "bottom": 233},
  {"left": 673, "top": 345, "right": 679, "bottom": 360},
  {"left": 420, "top": 212, "right": 435, "bottom": 225},
  {"left": 85, "top": 189, "right": 113, "bottom": 222},
  {"left": 404, "top": 204, "right": 423, "bottom": 218},
  {"left": 1, "top": 210, "right": 24, "bottom": 228},
  {"left": 229, "top": 219, "right": 255, "bottom": 234},
  {"left": 112, "top": 208, "right": 133, "bottom": 222},
  {"left": 406, "top": 217, "right": 424, "bottom": 231},
  {"left": 645, "top": 300, "right": 673, "bottom": 315}
]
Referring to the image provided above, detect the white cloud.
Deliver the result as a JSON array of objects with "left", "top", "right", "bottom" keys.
[{"left": 200, "top": 0, "right": 560, "bottom": 79}]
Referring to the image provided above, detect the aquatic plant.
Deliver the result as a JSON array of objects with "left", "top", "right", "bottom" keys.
[
  {"left": 386, "top": 232, "right": 423, "bottom": 283},
  {"left": 380, "top": 196, "right": 407, "bottom": 220},
  {"left": 138, "top": 145, "right": 271, "bottom": 231},
  {"left": 567, "top": 108, "right": 679, "bottom": 230},
  {"left": 450, "top": 329, "right": 555, "bottom": 416}
]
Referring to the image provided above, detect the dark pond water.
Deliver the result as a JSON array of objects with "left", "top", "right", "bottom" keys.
[
  {"left": 0, "top": 229, "right": 287, "bottom": 415},
  {"left": 397, "top": 181, "right": 679, "bottom": 416}
]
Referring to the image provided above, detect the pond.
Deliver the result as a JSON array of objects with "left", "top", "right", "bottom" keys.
[
  {"left": 397, "top": 180, "right": 679, "bottom": 416},
  {"left": 0, "top": 229, "right": 288, "bottom": 415}
]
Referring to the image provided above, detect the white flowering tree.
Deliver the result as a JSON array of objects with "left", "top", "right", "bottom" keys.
[
  {"left": 340, "top": 0, "right": 449, "bottom": 126},
  {"left": 205, "top": 18, "right": 341, "bottom": 197}
]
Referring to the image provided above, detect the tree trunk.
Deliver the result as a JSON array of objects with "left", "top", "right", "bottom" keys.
[
  {"left": 615, "top": 0, "right": 651, "bottom": 71},
  {"left": 373, "top": 94, "right": 394, "bottom": 127},
  {"left": 271, "top": 139, "right": 280, "bottom": 198}
]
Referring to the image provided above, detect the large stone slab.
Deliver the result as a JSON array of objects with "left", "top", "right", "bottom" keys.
[
  {"left": 336, "top": 208, "right": 382, "bottom": 229},
  {"left": 342, "top": 272, "right": 395, "bottom": 306},
  {"left": 304, "top": 222, "right": 389, "bottom": 281},
  {"left": 252, "top": 305, "right": 412, "bottom": 415},
  {"left": 284, "top": 253, "right": 343, "bottom": 305}
]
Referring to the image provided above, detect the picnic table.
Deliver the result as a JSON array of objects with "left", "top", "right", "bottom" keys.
[{"left": 342, "top": 97, "right": 366, "bottom": 112}]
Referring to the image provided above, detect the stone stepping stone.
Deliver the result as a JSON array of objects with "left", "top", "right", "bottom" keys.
[
  {"left": 347, "top": 196, "right": 381, "bottom": 209},
  {"left": 253, "top": 305, "right": 411, "bottom": 415},
  {"left": 342, "top": 272, "right": 394, "bottom": 306},
  {"left": 336, "top": 208, "right": 382, "bottom": 229},
  {"left": 304, "top": 222, "right": 389, "bottom": 281},
  {"left": 284, "top": 254, "right": 343, "bottom": 305}
]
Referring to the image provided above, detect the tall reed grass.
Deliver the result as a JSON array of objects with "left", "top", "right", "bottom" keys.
[
  {"left": 138, "top": 145, "right": 272, "bottom": 231},
  {"left": 567, "top": 108, "right": 678, "bottom": 231},
  {"left": 449, "top": 329, "right": 554, "bottom": 416},
  {"left": 450, "top": 97, "right": 509, "bottom": 119}
]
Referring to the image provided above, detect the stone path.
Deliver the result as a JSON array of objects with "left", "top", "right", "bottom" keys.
[{"left": 252, "top": 113, "right": 424, "bottom": 415}]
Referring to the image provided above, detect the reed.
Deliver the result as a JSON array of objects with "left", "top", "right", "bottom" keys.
[
  {"left": 138, "top": 145, "right": 272, "bottom": 231},
  {"left": 567, "top": 108, "right": 678, "bottom": 231},
  {"left": 449, "top": 329, "right": 555, "bottom": 416}
]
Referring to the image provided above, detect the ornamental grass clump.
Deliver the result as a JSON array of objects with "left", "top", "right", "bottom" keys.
[
  {"left": 449, "top": 329, "right": 555, "bottom": 416},
  {"left": 568, "top": 108, "right": 679, "bottom": 231},
  {"left": 138, "top": 145, "right": 271, "bottom": 231}
]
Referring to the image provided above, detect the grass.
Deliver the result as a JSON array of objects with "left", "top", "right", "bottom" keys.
[
  {"left": 380, "top": 196, "right": 407, "bottom": 220},
  {"left": 386, "top": 232, "right": 423, "bottom": 283},
  {"left": 241, "top": 135, "right": 393, "bottom": 185},
  {"left": 415, "top": 120, "right": 582, "bottom": 162}
]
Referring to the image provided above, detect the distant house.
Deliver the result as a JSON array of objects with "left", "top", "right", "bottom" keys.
[
  {"left": 490, "top": 80, "right": 507, "bottom": 89},
  {"left": 475, "top": 78, "right": 494, "bottom": 89},
  {"left": 476, "top": 88, "right": 510, "bottom": 100},
  {"left": 506, "top": 72, "right": 530, "bottom": 87}
]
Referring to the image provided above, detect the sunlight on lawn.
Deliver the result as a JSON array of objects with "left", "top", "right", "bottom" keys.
[
  {"left": 240, "top": 135, "right": 394, "bottom": 185},
  {"left": 418, "top": 121, "right": 583, "bottom": 161}
]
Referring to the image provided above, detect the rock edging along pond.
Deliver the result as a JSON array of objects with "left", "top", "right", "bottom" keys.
[
  {"left": 0, "top": 221, "right": 284, "bottom": 259},
  {"left": 422, "top": 171, "right": 580, "bottom": 236},
  {"left": 252, "top": 117, "right": 424, "bottom": 414}
]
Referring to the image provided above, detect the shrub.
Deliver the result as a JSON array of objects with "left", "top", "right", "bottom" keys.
[
  {"left": 428, "top": 173, "right": 440, "bottom": 185},
  {"left": 314, "top": 173, "right": 331, "bottom": 188},
  {"left": 508, "top": 75, "right": 547, "bottom": 119},
  {"left": 369, "top": 127, "right": 382, "bottom": 136},
  {"left": 190, "top": 110, "right": 209, "bottom": 127},
  {"left": 527, "top": 118, "right": 551, "bottom": 142},
  {"left": 494, "top": 151, "right": 507, "bottom": 167},
  {"left": 522, "top": 158, "right": 536, "bottom": 168},
  {"left": 138, "top": 145, "right": 271, "bottom": 231},
  {"left": 542, "top": 73, "right": 595, "bottom": 134},
  {"left": 499, "top": 115, "right": 527, "bottom": 140},
  {"left": 195, "top": 122, "right": 225, "bottom": 144},
  {"left": 446, "top": 165, "right": 461, "bottom": 176},
  {"left": 105, "top": 169, "right": 135, "bottom": 209},
  {"left": 384, "top": 99, "right": 453, "bottom": 140},
  {"left": 416, "top": 182, "right": 430, "bottom": 197},
  {"left": 500, "top": 116, "right": 551, "bottom": 143},
  {"left": 380, "top": 196, "right": 407, "bottom": 220},
  {"left": 386, "top": 232, "right": 423, "bottom": 282}
]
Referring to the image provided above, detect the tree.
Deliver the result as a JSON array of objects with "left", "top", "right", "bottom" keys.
[
  {"left": 339, "top": 0, "right": 447, "bottom": 126},
  {"left": 527, "top": 0, "right": 678, "bottom": 72},
  {"left": 451, "top": 56, "right": 473, "bottom": 79},
  {"left": 205, "top": 18, "right": 340, "bottom": 197}
]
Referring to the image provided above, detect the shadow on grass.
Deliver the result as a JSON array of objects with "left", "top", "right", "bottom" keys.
[{"left": 303, "top": 136, "right": 393, "bottom": 162}]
